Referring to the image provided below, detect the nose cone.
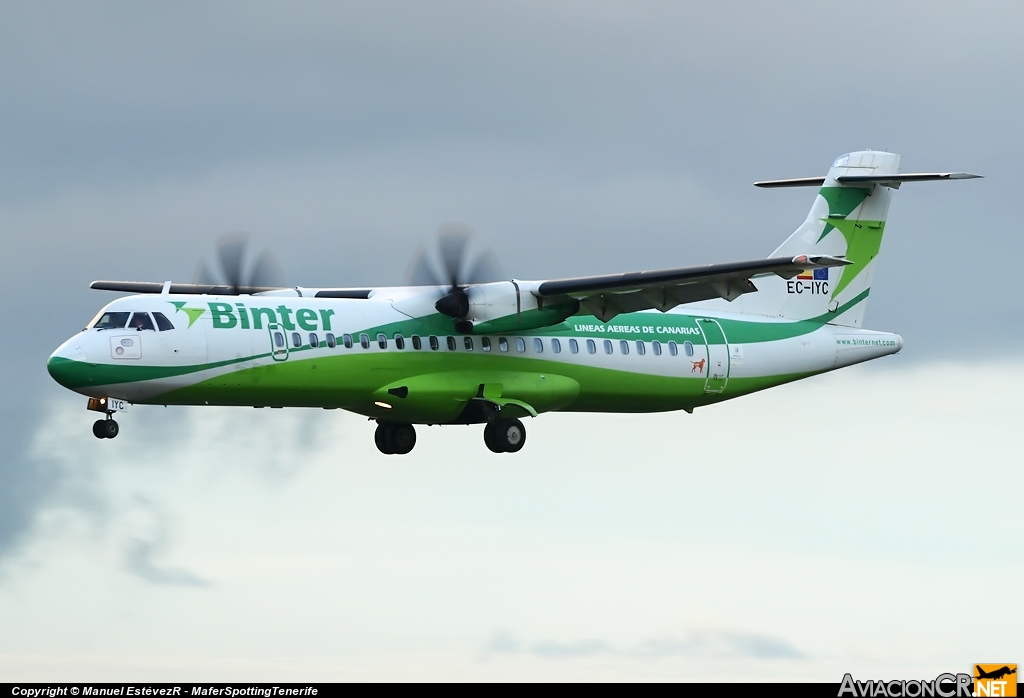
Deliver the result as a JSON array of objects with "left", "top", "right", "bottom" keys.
[{"left": 47, "top": 337, "right": 88, "bottom": 390}]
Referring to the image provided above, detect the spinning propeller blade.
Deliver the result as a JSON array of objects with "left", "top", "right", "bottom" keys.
[{"left": 194, "top": 232, "right": 285, "bottom": 293}]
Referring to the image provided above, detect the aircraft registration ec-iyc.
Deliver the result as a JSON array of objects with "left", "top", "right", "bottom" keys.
[{"left": 47, "top": 151, "right": 979, "bottom": 455}]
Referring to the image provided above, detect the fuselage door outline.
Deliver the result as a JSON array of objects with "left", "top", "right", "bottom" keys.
[
  {"left": 269, "top": 322, "right": 289, "bottom": 361},
  {"left": 697, "top": 318, "right": 730, "bottom": 394}
]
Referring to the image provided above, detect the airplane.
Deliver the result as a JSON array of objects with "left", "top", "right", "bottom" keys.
[
  {"left": 47, "top": 151, "right": 979, "bottom": 454},
  {"left": 975, "top": 666, "right": 1016, "bottom": 681}
]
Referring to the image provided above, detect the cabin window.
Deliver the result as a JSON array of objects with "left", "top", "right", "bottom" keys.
[
  {"left": 652, "top": 340, "right": 662, "bottom": 356},
  {"left": 394, "top": 334, "right": 405, "bottom": 350},
  {"left": 516, "top": 338, "right": 526, "bottom": 353},
  {"left": 310, "top": 333, "right": 319, "bottom": 348},
  {"left": 499, "top": 337, "right": 509, "bottom": 352},
  {"left": 620, "top": 340, "right": 629, "bottom": 355},
  {"left": 569, "top": 338, "right": 579, "bottom": 354},
  {"left": 429, "top": 336, "right": 439, "bottom": 351},
  {"left": 636, "top": 341, "right": 645, "bottom": 356},
  {"left": 603, "top": 339, "right": 613, "bottom": 355},
  {"left": 668, "top": 341, "right": 678, "bottom": 356},
  {"left": 274, "top": 332, "right": 285, "bottom": 348},
  {"left": 684, "top": 341, "right": 694, "bottom": 357},
  {"left": 359, "top": 333, "right": 370, "bottom": 349},
  {"left": 153, "top": 311, "right": 175, "bottom": 331},
  {"left": 343, "top": 333, "right": 353, "bottom": 349},
  {"left": 586, "top": 339, "right": 596, "bottom": 354},
  {"left": 482, "top": 337, "right": 492, "bottom": 352},
  {"left": 292, "top": 332, "right": 302, "bottom": 348},
  {"left": 412, "top": 335, "right": 422, "bottom": 350},
  {"left": 326, "top": 333, "right": 336, "bottom": 348},
  {"left": 464, "top": 336, "right": 474, "bottom": 351},
  {"left": 534, "top": 338, "right": 544, "bottom": 353},
  {"left": 447, "top": 336, "right": 457, "bottom": 351},
  {"left": 551, "top": 338, "right": 561, "bottom": 353},
  {"left": 92, "top": 311, "right": 130, "bottom": 330},
  {"left": 377, "top": 333, "right": 388, "bottom": 349},
  {"left": 129, "top": 312, "right": 156, "bottom": 331}
]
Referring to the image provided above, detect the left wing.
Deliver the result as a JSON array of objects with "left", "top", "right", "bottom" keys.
[{"left": 535, "top": 255, "right": 850, "bottom": 322}]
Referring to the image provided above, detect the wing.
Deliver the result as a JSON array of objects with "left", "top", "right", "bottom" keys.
[
  {"left": 535, "top": 255, "right": 851, "bottom": 322},
  {"left": 90, "top": 281, "right": 372, "bottom": 299}
]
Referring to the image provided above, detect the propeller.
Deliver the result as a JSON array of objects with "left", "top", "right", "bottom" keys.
[
  {"left": 406, "top": 224, "right": 503, "bottom": 332},
  {"left": 195, "top": 232, "right": 284, "bottom": 294}
]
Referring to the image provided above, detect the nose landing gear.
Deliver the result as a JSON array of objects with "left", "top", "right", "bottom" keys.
[
  {"left": 92, "top": 417, "right": 119, "bottom": 439},
  {"left": 87, "top": 397, "right": 122, "bottom": 439},
  {"left": 484, "top": 418, "right": 526, "bottom": 453}
]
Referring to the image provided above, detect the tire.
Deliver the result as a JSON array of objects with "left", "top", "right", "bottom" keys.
[
  {"left": 102, "top": 420, "right": 119, "bottom": 439},
  {"left": 93, "top": 420, "right": 108, "bottom": 439},
  {"left": 500, "top": 418, "right": 526, "bottom": 453},
  {"left": 391, "top": 424, "right": 416, "bottom": 455},
  {"left": 374, "top": 423, "right": 395, "bottom": 454},
  {"left": 483, "top": 421, "right": 505, "bottom": 453}
]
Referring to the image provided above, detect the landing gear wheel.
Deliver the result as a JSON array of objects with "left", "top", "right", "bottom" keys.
[
  {"left": 93, "top": 419, "right": 119, "bottom": 439},
  {"left": 483, "top": 421, "right": 504, "bottom": 453},
  {"left": 391, "top": 424, "right": 416, "bottom": 455},
  {"left": 484, "top": 418, "right": 526, "bottom": 453},
  {"left": 374, "top": 423, "right": 396, "bottom": 454},
  {"left": 375, "top": 422, "right": 416, "bottom": 455}
]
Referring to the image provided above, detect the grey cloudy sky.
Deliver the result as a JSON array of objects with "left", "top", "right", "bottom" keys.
[{"left": 1, "top": 1, "right": 1021, "bottom": 680}]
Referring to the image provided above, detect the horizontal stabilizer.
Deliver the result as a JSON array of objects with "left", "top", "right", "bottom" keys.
[
  {"left": 754, "top": 177, "right": 827, "bottom": 188},
  {"left": 756, "top": 172, "right": 981, "bottom": 188},
  {"left": 835, "top": 172, "right": 981, "bottom": 188}
]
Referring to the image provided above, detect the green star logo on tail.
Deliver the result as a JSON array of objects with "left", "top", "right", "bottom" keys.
[{"left": 170, "top": 301, "right": 207, "bottom": 328}]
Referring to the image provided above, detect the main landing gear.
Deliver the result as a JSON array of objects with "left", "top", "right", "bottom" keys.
[
  {"left": 484, "top": 418, "right": 526, "bottom": 454},
  {"left": 375, "top": 421, "right": 417, "bottom": 455},
  {"left": 372, "top": 418, "right": 527, "bottom": 455},
  {"left": 92, "top": 417, "right": 119, "bottom": 439}
]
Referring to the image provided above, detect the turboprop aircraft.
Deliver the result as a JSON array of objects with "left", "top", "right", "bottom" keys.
[{"left": 47, "top": 151, "right": 979, "bottom": 454}]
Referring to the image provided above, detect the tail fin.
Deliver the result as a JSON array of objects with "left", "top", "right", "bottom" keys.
[{"left": 732, "top": 151, "right": 901, "bottom": 328}]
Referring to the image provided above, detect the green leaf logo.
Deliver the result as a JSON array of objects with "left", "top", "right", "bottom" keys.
[{"left": 170, "top": 301, "right": 207, "bottom": 328}]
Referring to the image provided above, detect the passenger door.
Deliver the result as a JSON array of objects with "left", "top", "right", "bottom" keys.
[
  {"left": 698, "top": 318, "right": 730, "bottom": 394},
  {"left": 268, "top": 323, "right": 288, "bottom": 361}
]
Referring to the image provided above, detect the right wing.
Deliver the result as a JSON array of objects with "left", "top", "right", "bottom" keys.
[{"left": 535, "top": 254, "right": 851, "bottom": 322}]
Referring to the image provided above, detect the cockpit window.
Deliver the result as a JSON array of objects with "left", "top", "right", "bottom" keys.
[
  {"left": 152, "top": 312, "right": 175, "bottom": 331},
  {"left": 128, "top": 312, "right": 156, "bottom": 331},
  {"left": 92, "top": 311, "right": 131, "bottom": 330}
]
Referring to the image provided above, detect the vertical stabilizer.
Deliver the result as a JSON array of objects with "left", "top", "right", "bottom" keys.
[{"left": 724, "top": 151, "right": 900, "bottom": 328}]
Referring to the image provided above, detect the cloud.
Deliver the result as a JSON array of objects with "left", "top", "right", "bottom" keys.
[
  {"left": 121, "top": 498, "right": 211, "bottom": 588},
  {"left": 485, "top": 627, "right": 801, "bottom": 662},
  {"left": 1, "top": 360, "right": 1022, "bottom": 679},
  {"left": 641, "top": 630, "right": 804, "bottom": 660}
]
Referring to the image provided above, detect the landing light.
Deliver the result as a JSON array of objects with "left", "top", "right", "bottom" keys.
[{"left": 374, "top": 401, "right": 392, "bottom": 409}]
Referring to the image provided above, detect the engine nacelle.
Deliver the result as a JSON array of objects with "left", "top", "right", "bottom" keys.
[{"left": 464, "top": 281, "right": 578, "bottom": 333}]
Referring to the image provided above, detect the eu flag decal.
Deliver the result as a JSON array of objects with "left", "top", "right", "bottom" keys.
[{"left": 813, "top": 267, "right": 828, "bottom": 281}]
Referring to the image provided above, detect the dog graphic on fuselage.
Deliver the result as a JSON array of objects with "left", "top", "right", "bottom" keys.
[{"left": 691, "top": 358, "right": 706, "bottom": 374}]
